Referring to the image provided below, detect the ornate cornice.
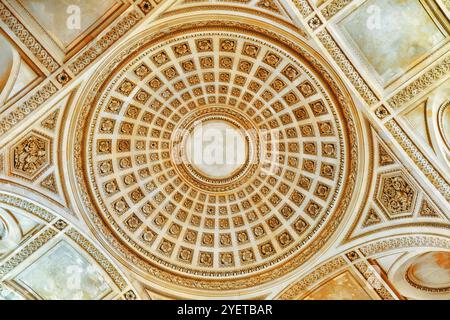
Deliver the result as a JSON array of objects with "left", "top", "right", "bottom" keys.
[
  {"left": 385, "top": 119, "right": 450, "bottom": 202},
  {"left": 292, "top": 0, "right": 313, "bottom": 17},
  {"left": 388, "top": 55, "right": 450, "bottom": 109},
  {"left": 0, "top": 82, "right": 58, "bottom": 137},
  {"left": 321, "top": 0, "right": 353, "bottom": 20},
  {"left": 278, "top": 256, "right": 347, "bottom": 299},
  {"left": 68, "top": 10, "right": 143, "bottom": 76}
]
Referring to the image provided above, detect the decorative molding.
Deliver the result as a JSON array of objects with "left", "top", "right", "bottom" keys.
[
  {"left": 308, "top": 15, "right": 322, "bottom": 30},
  {"left": 68, "top": 10, "right": 143, "bottom": 76},
  {"left": 405, "top": 266, "right": 450, "bottom": 293},
  {"left": 388, "top": 55, "right": 450, "bottom": 109},
  {"left": 291, "top": 0, "right": 313, "bottom": 17},
  {"left": 0, "top": 193, "right": 132, "bottom": 297},
  {"left": 256, "top": 0, "right": 281, "bottom": 13},
  {"left": 0, "top": 82, "right": 58, "bottom": 137},
  {"left": 317, "top": 30, "right": 378, "bottom": 105},
  {"left": 376, "top": 172, "right": 417, "bottom": 218},
  {"left": 374, "top": 105, "right": 390, "bottom": 119},
  {"left": 278, "top": 256, "right": 348, "bottom": 299},
  {"left": 0, "top": 193, "right": 55, "bottom": 222},
  {"left": 359, "top": 235, "right": 450, "bottom": 257},
  {"left": 321, "top": 0, "right": 353, "bottom": 20},
  {"left": 40, "top": 109, "right": 60, "bottom": 131},
  {"left": 0, "top": 228, "right": 57, "bottom": 278},
  {"left": 385, "top": 119, "right": 450, "bottom": 201},
  {"left": 0, "top": 1, "right": 59, "bottom": 72},
  {"left": 10, "top": 130, "right": 52, "bottom": 182},
  {"left": 40, "top": 173, "right": 58, "bottom": 194},
  {"left": 353, "top": 261, "right": 396, "bottom": 300},
  {"left": 123, "top": 289, "right": 137, "bottom": 300}
]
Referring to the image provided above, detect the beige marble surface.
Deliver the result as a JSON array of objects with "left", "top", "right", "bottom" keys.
[
  {"left": 341, "top": 0, "right": 444, "bottom": 84},
  {"left": 15, "top": 241, "right": 111, "bottom": 300}
]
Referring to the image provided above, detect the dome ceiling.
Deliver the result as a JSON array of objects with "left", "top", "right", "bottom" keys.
[
  {"left": 71, "top": 21, "right": 362, "bottom": 291},
  {"left": 0, "top": 0, "right": 448, "bottom": 300}
]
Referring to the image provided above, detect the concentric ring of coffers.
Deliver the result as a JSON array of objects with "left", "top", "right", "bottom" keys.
[{"left": 72, "top": 20, "right": 361, "bottom": 290}]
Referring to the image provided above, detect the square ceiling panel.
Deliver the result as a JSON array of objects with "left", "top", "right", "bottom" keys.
[
  {"left": 338, "top": 0, "right": 445, "bottom": 86},
  {"left": 13, "top": 241, "right": 112, "bottom": 300},
  {"left": 19, "top": 0, "right": 121, "bottom": 51}
]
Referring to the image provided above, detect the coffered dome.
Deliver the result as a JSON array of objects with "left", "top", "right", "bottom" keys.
[
  {"left": 1, "top": 0, "right": 449, "bottom": 302},
  {"left": 70, "top": 18, "right": 363, "bottom": 292}
]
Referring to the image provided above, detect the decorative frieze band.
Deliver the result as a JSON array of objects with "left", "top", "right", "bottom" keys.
[
  {"left": 292, "top": 0, "right": 313, "bottom": 17},
  {"left": 359, "top": 235, "right": 450, "bottom": 257},
  {"left": 0, "top": 193, "right": 55, "bottom": 222},
  {"left": 386, "top": 119, "right": 450, "bottom": 202},
  {"left": 0, "top": 228, "right": 57, "bottom": 278},
  {"left": 0, "top": 82, "right": 58, "bottom": 137},
  {"left": 0, "top": 1, "right": 59, "bottom": 73},
  {"left": 68, "top": 10, "right": 143, "bottom": 76},
  {"left": 278, "top": 256, "right": 347, "bottom": 299},
  {"left": 388, "top": 55, "right": 450, "bottom": 109},
  {"left": 321, "top": 0, "right": 353, "bottom": 20},
  {"left": 353, "top": 261, "right": 396, "bottom": 300}
]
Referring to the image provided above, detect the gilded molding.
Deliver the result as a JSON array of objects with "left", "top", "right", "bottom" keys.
[
  {"left": 278, "top": 256, "right": 347, "bottom": 299},
  {"left": 353, "top": 261, "right": 395, "bottom": 300},
  {"left": 388, "top": 55, "right": 450, "bottom": 109},
  {"left": 321, "top": 0, "right": 353, "bottom": 20},
  {"left": 0, "top": 228, "right": 57, "bottom": 278},
  {"left": 0, "top": 82, "right": 58, "bottom": 137},
  {"left": 0, "top": 1, "right": 59, "bottom": 72},
  {"left": 385, "top": 119, "right": 450, "bottom": 201},
  {"left": 317, "top": 30, "right": 378, "bottom": 106},
  {"left": 291, "top": 0, "right": 313, "bottom": 17},
  {"left": 0, "top": 193, "right": 55, "bottom": 222},
  {"left": 68, "top": 10, "right": 143, "bottom": 76},
  {"left": 405, "top": 267, "right": 450, "bottom": 293},
  {"left": 359, "top": 235, "right": 450, "bottom": 257}
]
